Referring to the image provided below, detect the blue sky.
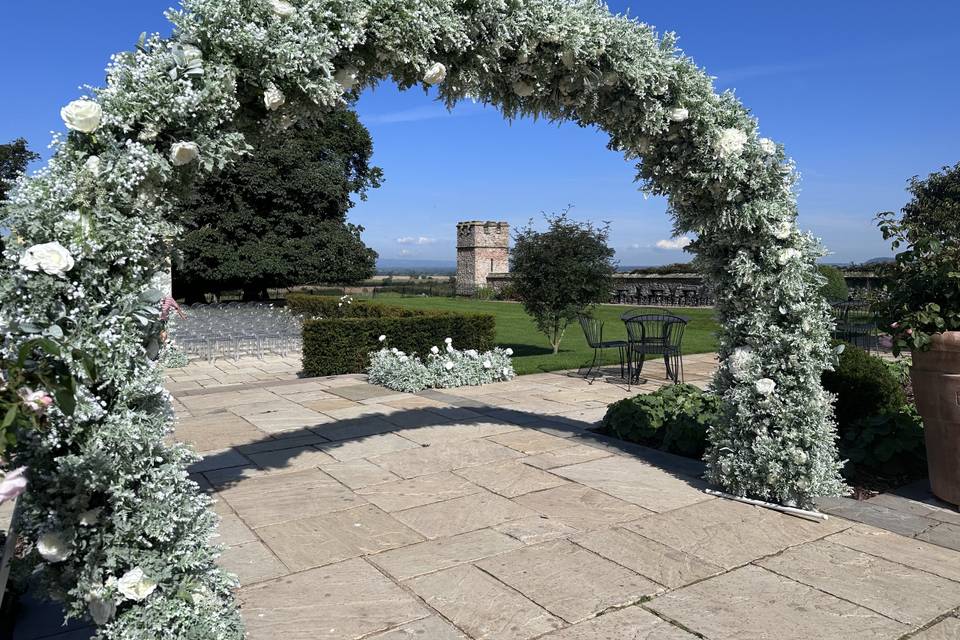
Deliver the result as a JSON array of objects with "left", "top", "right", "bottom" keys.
[{"left": 2, "top": 2, "right": 958, "bottom": 266}]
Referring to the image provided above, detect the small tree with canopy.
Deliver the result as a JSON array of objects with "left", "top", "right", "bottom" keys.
[
  {"left": 0, "top": 138, "right": 40, "bottom": 202},
  {"left": 175, "top": 109, "right": 381, "bottom": 301},
  {"left": 511, "top": 212, "right": 615, "bottom": 353}
]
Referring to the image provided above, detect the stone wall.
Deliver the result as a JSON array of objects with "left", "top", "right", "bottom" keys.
[{"left": 456, "top": 221, "right": 510, "bottom": 296}]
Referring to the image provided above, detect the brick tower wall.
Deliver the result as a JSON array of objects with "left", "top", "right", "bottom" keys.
[{"left": 456, "top": 221, "right": 510, "bottom": 296}]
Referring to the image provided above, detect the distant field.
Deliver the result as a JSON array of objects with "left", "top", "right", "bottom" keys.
[{"left": 370, "top": 295, "right": 720, "bottom": 375}]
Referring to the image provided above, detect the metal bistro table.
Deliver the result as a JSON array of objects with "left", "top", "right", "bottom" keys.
[{"left": 621, "top": 311, "right": 688, "bottom": 389}]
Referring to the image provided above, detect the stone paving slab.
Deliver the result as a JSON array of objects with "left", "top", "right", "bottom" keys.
[
  {"left": 626, "top": 497, "right": 847, "bottom": 569},
  {"left": 647, "top": 565, "right": 910, "bottom": 640},
  {"left": 758, "top": 539, "right": 960, "bottom": 626},
  {"left": 453, "top": 459, "right": 569, "bottom": 498},
  {"left": 393, "top": 490, "right": 538, "bottom": 539},
  {"left": 912, "top": 617, "right": 960, "bottom": 640},
  {"left": 367, "top": 616, "right": 469, "bottom": 640},
  {"left": 372, "top": 438, "right": 522, "bottom": 478},
  {"left": 217, "top": 468, "right": 365, "bottom": 528},
  {"left": 406, "top": 564, "right": 564, "bottom": 640},
  {"left": 827, "top": 524, "right": 960, "bottom": 583},
  {"left": 918, "top": 522, "right": 960, "bottom": 552},
  {"left": 255, "top": 504, "right": 423, "bottom": 572},
  {"left": 512, "top": 483, "right": 651, "bottom": 532},
  {"left": 476, "top": 539, "right": 661, "bottom": 623},
  {"left": 549, "top": 455, "right": 711, "bottom": 513},
  {"left": 356, "top": 471, "right": 483, "bottom": 512},
  {"left": 538, "top": 605, "right": 697, "bottom": 639},
  {"left": 240, "top": 558, "right": 430, "bottom": 640},
  {"left": 370, "top": 528, "right": 523, "bottom": 580},
  {"left": 573, "top": 526, "right": 723, "bottom": 589}
]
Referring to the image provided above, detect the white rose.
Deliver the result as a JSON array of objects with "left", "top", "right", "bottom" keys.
[
  {"left": 778, "top": 248, "right": 801, "bottom": 265},
  {"left": 88, "top": 593, "right": 117, "bottom": 625},
  {"left": 170, "top": 141, "right": 199, "bottom": 166},
  {"left": 423, "top": 62, "right": 447, "bottom": 85},
  {"left": 759, "top": 137, "right": 777, "bottom": 155},
  {"left": 483, "top": 360, "right": 492, "bottom": 369},
  {"left": 20, "top": 242, "right": 75, "bottom": 276},
  {"left": 501, "top": 367, "right": 511, "bottom": 376},
  {"left": 771, "top": 220, "right": 793, "bottom": 240},
  {"left": 84, "top": 155, "right": 101, "bottom": 176},
  {"left": 717, "top": 127, "right": 748, "bottom": 158},
  {"left": 504, "top": 348, "right": 513, "bottom": 356},
  {"left": 268, "top": 0, "right": 296, "bottom": 17},
  {"left": 334, "top": 66, "right": 359, "bottom": 91},
  {"left": 512, "top": 80, "right": 535, "bottom": 97},
  {"left": 430, "top": 346, "right": 440, "bottom": 355},
  {"left": 36, "top": 532, "right": 72, "bottom": 563},
  {"left": 117, "top": 567, "right": 158, "bottom": 601},
  {"left": 444, "top": 337, "right": 453, "bottom": 345},
  {"left": 399, "top": 355, "right": 409, "bottom": 363},
  {"left": 668, "top": 107, "right": 689, "bottom": 122},
  {"left": 378, "top": 335, "right": 386, "bottom": 342},
  {"left": 263, "top": 83, "right": 286, "bottom": 111},
  {"left": 443, "top": 361, "right": 455, "bottom": 371},
  {"left": 728, "top": 347, "right": 754, "bottom": 380},
  {"left": 61, "top": 99, "right": 102, "bottom": 133},
  {"left": 755, "top": 378, "right": 776, "bottom": 395}
]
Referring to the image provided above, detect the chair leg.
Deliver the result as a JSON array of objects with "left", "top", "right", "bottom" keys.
[{"left": 585, "top": 347, "right": 598, "bottom": 384}]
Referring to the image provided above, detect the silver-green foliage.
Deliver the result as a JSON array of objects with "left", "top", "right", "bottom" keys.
[
  {"left": 0, "top": 0, "right": 845, "bottom": 636},
  {"left": 367, "top": 342, "right": 515, "bottom": 392}
]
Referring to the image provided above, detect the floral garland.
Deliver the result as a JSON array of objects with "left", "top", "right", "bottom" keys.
[{"left": 0, "top": 0, "right": 845, "bottom": 636}]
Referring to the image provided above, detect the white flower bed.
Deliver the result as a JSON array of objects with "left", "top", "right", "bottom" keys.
[{"left": 368, "top": 339, "right": 515, "bottom": 392}]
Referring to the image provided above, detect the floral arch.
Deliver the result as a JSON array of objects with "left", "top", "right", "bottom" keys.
[{"left": 1, "top": 0, "right": 846, "bottom": 636}]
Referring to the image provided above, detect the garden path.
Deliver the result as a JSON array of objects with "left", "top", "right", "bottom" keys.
[{"left": 10, "top": 353, "right": 960, "bottom": 640}]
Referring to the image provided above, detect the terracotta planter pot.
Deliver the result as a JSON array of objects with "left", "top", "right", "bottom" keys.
[{"left": 911, "top": 331, "right": 960, "bottom": 505}]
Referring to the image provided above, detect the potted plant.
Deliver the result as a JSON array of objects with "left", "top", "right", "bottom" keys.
[{"left": 876, "top": 162, "right": 960, "bottom": 505}]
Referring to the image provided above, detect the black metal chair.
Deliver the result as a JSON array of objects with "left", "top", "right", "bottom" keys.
[
  {"left": 624, "top": 314, "right": 687, "bottom": 387},
  {"left": 577, "top": 313, "right": 627, "bottom": 383}
]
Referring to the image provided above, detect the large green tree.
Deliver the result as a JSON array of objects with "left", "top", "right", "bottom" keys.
[
  {"left": 175, "top": 109, "right": 382, "bottom": 300},
  {"left": 511, "top": 212, "right": 616, "bottom": 353},
  {"left": 0, "top": 137, "right": 40, "bottom": 202}
]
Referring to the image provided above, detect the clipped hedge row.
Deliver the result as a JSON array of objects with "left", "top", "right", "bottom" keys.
[{"left": 293, "top": 295, "right": 496, "bottom": 376}]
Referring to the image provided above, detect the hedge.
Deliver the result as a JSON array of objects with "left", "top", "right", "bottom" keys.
[{"left": 291, "top": 294, "right": 496, "bottom": 376}]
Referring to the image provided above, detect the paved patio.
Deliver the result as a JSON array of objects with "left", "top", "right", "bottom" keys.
[{"left": 9, "top": 353, "right": 960, "bottom": 639}]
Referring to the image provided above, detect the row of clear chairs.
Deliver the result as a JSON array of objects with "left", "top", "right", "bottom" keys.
[{"left": 167, "top": 302, "right": 303, "bottom": 362}]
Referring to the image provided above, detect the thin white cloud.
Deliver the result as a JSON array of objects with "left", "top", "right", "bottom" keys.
[
  {"left": 655, "top": 236, "right": 692, "bottom": 250},
  {"left": 363, "top": 105, "right": 458, "bottom": 125},
  {"left": 396, "top": 236, "right": 438, "bottom": 245}
]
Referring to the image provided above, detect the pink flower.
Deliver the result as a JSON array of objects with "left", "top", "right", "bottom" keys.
[
  {"left": 18, "top": 388, "right": 53, "bottom": 414},
  {"left": 0, "top": 467, "right": 28, "bottom": 503},
  {"left": 160, "top": 296, "right": 186, "bottom": 321},
  {"left": 906, "top": 328, "right": 914, "bottom": 336},
  {"left": 890, "top": 322, "right": 899, "bottom": 329}
]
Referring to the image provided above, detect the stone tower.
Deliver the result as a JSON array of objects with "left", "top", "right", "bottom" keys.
[{"left": 456, "top": 221, "right": 510, "bottom": 296}]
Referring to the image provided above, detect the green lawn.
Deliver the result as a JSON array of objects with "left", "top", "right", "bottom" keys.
[{"left": 370, "top": 295, "right": 721, "bottom": 375}]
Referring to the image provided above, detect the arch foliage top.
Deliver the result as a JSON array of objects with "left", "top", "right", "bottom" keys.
[{"left": 1, "top": 0, "right": 846, "bottom": 636}]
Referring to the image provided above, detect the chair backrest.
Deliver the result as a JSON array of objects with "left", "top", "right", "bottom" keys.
[
  {"left": 624, "top": 314, "right": 687, "bottom": 350},
  {"left": 577, "top": 313, "right": 603, "bottom": 348},
  {"left": 621, "top": 307, "right": 669, "bottom": 321}
]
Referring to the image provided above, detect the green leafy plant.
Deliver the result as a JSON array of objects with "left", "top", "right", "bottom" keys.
[
  {"left": 875, "top": 163, "right": 960, "bottom": 355},
  {"left": 821, "top": 343, "right": 905, "bottom": 429},
  {"left": 602, "top": 384, "right": 721, "bottom": 458},
  {"left": 293, "top": 295, "right": 495, "bottom": 376},
  {"left": 817, "top": 264, "right": 849, "bottom": 302},
  {"left": 840, "top": 406, "right": 926, "bottom": 477},
  {"left": 174, "top": 111, "right": 381, "bottom": 302},
  {"left": 511, "top": 211, "right": 616, "bottom": 354}
]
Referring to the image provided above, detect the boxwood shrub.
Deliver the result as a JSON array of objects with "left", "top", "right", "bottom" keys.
[
  {"left": 291, "top": 294, "right": 496, "bottom": 376},
  {"left": 601, "top": 383, "right": 722, "bottom": 458}
]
